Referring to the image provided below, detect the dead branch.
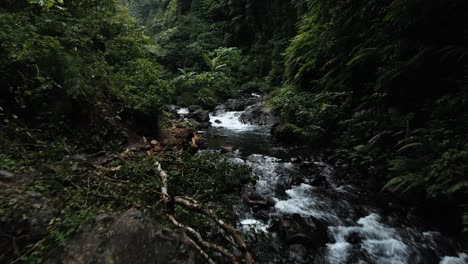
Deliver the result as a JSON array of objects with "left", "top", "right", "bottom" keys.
[
  {"left": 174, "top": 196, "right": 254, "bottom": 264},
  {"left": 167, "top": 214, "right": 238, "bottom": 264},
  {"left": 154, "top": 161, "right": 254, "bottom": 264}
]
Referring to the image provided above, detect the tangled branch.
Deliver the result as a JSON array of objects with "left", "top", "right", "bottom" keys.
[{"left": 154, "top": 161, "right": 254, "bottom": 264}]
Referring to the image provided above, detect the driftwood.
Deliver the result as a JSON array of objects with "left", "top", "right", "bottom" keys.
[{"left": 154, "top": 161, "right": 254, "bottom": 264}]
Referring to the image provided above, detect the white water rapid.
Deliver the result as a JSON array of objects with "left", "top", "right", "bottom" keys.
[{"left": 207, "top": 108, "right": 467, "bottom": 264}]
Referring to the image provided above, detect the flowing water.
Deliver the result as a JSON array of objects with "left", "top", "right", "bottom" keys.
[{"left": 203, "top": 108, "right": 467, "bottom": 264}]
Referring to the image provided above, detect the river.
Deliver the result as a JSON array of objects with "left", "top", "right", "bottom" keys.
[{"left": 178, "top": 106, "right": 467, "bottom": 264}]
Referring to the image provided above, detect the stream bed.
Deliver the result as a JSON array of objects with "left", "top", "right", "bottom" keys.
[{"left": 179, "top": 106, "right": 467, "bottom": 264}]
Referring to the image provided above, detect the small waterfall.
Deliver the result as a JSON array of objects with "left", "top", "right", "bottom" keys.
[{"left": 210, "top": 111, "right": 257, "bottom": 131}]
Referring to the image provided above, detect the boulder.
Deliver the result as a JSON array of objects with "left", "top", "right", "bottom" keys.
[
  {"left": 188, "top": 109, "right": 209, "bottom": 123},
  {"left": 245, "top": 192, "right": 276, "bottom": 209},
  {"left": 271, "top": 214, "right": 328, "bottom": 249},
  {"left": 254, "top": 210, "right": 271, "bottom": 221},
  {"left": 275, "top": 176, "right": 291, "bottom": 196},
  {"left": 188, "top": 105, "right": 201, "bottom": 112},
  {"left": 50, "top": 209, "right": 195, "bottom": 264},
  {"left": 164, "top": 105, "right": 180, "bottom": 117},
  {"left": 310, "top": 175, "right": 330, "bottom": 188},
  {"left": 188, "top": 119, "right": 202, "bottom": 130},
  {"left": 345, "top": 231, "right": 362, "bottom": 244},
  {"left": 240, "top": 103, "right": 280, "bottom": 126}
]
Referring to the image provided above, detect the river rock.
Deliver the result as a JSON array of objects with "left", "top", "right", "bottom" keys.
[
  {"left": 271, "top": 214, "right": 328, "bottom": 249},
  {"left": 254, "top": 210, "right": 271, "bottom": 221},
  {"left": 345, "top": 231, "right": 362, "bottom": 244},
  {"left": 50, "top": 209, "right": 194, "bottom": 264},
  {"left": 310, "top": 175, "right": 330, "bottom": 188},
  {"left": 188, "top": 105, "right": 201, "bottom": 112},
  {"left": 246, "top": 192, "right": 276, "bottom": 209},
  {"left": 164, "top": 105, "right": 180, "bottom": 117},
  {"left": 240, "top": 102, "right": 280, "bottom": 126},
  {"left": 188, "top": 109, "right": 209, "bottom": 123},
  {"left": 276, "top": 176, "right": 291, "bottom": 196}
]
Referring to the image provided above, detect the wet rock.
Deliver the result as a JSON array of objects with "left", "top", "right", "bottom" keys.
[
  {"left": 214, "top": 119, "right": 222, "bottom": 124},
  {"left": 188, "top": 109, "right": 209, "bottom": 123},
  {"left": 246, "top": 192, "right": 276, "bottom": 209},
  {"left": 51, "top": 209, "right": 194, "bottom": 264},
  {"left": 271, "top": 214, "right": 328, "bottom": 249},
  {"left": 240, "top": 103, "right": 280, "bottom": 126},
  {"left": 254, "top": 210, "right": 271, "bottom": 221},
  {"left": 310, "top": 175, "right": 330, "bottom": 188},
  {"left": 345, "top": 231, "right": 362, "bottom": 244},
  {"left": 188, "top": 119, "right": 202, "bottom": 130},
  {"left": 275, "top": 176, "right": 291, "bottom": 196},
  {"left": 248, "top": 191, "right": 265, "bottom": 201},
  {"left": 188, "top": 105, "right": 201, "bottom": 112},
  {"left": 164, "top": 105, "right": 180, "bottom": 117},
  {"left": 291, "top": 175, "right": 306, "bottom": 186}
]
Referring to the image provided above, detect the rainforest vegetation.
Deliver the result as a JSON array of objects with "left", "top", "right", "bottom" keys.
[{"left": 0, "top": 0, "right": 466, "bottom": 263}]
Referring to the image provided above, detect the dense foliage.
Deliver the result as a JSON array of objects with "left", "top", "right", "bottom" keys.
[
  {"left": 272, "top": 0, "right": 467, "bottom": 233},
  {"left": 129, "top": 0, "right": 298, "bottom": 107},
  {"left": 1, "top": 0, "right": 168, "bottom": 141}
]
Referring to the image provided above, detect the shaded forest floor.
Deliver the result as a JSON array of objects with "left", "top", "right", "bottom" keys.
[{"left": 0, "top": 108, "right": 250, "bottom": 263}]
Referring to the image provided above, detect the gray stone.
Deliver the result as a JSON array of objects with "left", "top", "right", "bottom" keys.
[
  {"left": 240, "top": 102, "right": 279, "bottom": 126},
  {"left": 271, "top": 214, "right": 328, "bottom": 249},
  {"left": 188, "top": 105, "right": 201, "bottom": 112},
  {"left": 50, "top": 209, "right": 195, "bottom": 264},
  {"left": 188, "top": 109, "right": 209, "bottom": 123}
]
